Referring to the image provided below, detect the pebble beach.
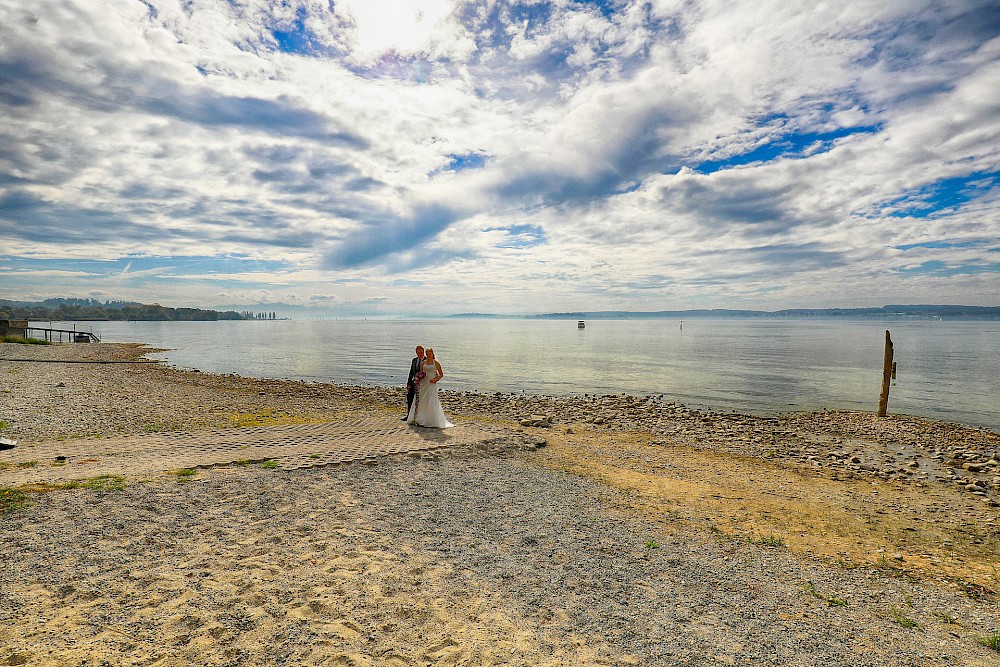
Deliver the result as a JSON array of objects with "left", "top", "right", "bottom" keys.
[{"left": 1, "top": 342, "right": 999, "bottom": 666}]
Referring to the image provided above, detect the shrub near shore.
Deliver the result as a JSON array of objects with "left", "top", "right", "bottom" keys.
[{"left": 1, "top": 335, "right": 50, "bottom": 345}]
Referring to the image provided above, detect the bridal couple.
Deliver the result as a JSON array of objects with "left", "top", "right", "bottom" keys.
[{"left": 404, "top": 345, "right": 454, "bottom": 428}]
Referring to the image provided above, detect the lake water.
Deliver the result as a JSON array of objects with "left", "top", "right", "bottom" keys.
[{"left": 36, "top": 318, "right": 1000, "bottom": 430}]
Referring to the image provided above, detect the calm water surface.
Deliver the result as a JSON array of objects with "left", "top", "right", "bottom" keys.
[{"left": 44, "top": 318, "right": 1000, "bottom": 430}]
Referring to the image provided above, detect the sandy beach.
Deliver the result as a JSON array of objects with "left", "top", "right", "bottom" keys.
[{"left": 1, "top": 342, "right": 999, "bottom": 666}]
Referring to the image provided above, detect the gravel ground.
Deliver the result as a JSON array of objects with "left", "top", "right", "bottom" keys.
[
  {"left": 3, "top": 458, "right": 999, "bottom": 666},
  {"left": 1, "top": 342, "right": 999, "bottom": 666}
]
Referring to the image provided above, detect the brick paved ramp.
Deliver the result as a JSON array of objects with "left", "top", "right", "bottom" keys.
[{"left": 0, "top": 416, "right": 517, "bottom": 485}]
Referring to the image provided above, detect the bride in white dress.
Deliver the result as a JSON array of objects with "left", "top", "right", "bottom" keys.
[{"left": 406, "top": 348, "right": 454, "bottom": 428}]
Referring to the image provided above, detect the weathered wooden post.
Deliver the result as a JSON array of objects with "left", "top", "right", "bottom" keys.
[{"left": 877, "top": 330, "right": 894, "bottom": 417}]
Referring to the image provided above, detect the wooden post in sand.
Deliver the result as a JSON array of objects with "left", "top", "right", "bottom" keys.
[{"left": 877, "top": 330, "right": 894, "bottom": 417}]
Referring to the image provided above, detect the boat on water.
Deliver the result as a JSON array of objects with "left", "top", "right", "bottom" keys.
[{"left": 578, "top": 320, "right": 585, "bottom": 329}]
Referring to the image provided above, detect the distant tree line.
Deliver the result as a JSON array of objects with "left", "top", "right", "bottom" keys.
[
  {"left": 242, "top": 311, "right": 278, "bottom": 320},
  {"left": 527, "top": 304, "right": 1000, "bottom": 320},
  {"left": 0, "top": 298, "right": 247, "bottom": 321}
]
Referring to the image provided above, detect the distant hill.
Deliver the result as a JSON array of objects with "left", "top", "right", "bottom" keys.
[
  {"left": 522, "top": 305, "right": 1000, "bottom": 320},
  {"left": 0, "top": 298, "right": 246, "bottom": 322},
  {"left": 4, "top": 299, "right": 997, "bottom": 321},
  {"left": 36, "top": 297, "right": 140, "bottom": 310}
]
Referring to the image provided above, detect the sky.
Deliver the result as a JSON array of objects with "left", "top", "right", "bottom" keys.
[{"left": 1, "top": 0, "right": 998, "bottom": 316}]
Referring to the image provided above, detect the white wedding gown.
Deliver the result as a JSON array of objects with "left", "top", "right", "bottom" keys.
[{"left": 407, "top": 361, "right": 454, "bottom": 428}]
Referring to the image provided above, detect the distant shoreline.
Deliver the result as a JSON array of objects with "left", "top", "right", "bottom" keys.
[
  {"left": 453, "top": 305, "right": 1000, "bottom": 320},
  {"left": 6, "top": 299, "right": 999, "bottom": 321}
]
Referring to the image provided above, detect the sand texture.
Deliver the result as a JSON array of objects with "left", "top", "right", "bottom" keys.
[{"left": 1, "top": 342, "right": 998, "bottom": 666}]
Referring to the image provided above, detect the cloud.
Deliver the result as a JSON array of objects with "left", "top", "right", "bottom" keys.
[
  {"left": 0, "top": 0, "right": 997, "bottom": 313},
  {"left": 145, "top": 87, "right": 368, "bottom": 147},
  {"left": 659, "top": 170, "right": 796, "bottom": 234},
  {"left": 0, "top": 189, "right": 162, "bottom": 246},
  {"left": 0, "top": 21, "right": 366, "bottom": 145},
  {"left": 322, "top": 202, "right": 468, "bottom": 269}
]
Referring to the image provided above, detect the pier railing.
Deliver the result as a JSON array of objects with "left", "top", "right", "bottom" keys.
[{"left": 25, "top": 325, "right": 102, "bottom": 343}]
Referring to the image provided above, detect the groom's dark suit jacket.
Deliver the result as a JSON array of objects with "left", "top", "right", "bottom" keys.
[
  {"left": 406, "top": 355, "right": 424, "bottom": 409},
  {"left": 407, "top": 356, "right": 422, "bottom": 387}
]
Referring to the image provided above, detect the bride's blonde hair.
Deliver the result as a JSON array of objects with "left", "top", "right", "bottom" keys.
[{"left": 425, "top": 347, "right": 435, "bottom": 359}]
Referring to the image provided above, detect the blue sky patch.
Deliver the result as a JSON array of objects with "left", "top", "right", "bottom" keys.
[
  {"left": 895, "top": 239, "right": 990, "bottom": 251},
  {"left": 572, "top": 0, "right": 617, "bottom": 18},
  {"left": 886, "top": 171, "right": 1000, "bottom": 218},
  {"left": 272, "top": 8, "right": 314, "bottom": 56},
  {"left": 895, "top": 260, "right": 1000, "bottom": 277},
  {"left": 444, "top": 152, "right": 487, "bottom": 172},
  {"left": 693, "top": 124, "right": 881, "bottom": 173},
  {"left": 508, "top": 3, "right": 555, "bottom": 32},
  {"left": 487, "top": 223, "right": 547, "bottom": 249}
]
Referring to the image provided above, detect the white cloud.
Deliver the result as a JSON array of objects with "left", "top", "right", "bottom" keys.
[{"left": 0, "top": 0, "right": 997, "bottom": 313}]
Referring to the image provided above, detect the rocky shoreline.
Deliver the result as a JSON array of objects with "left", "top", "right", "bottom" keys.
[
  {"left": 443, "top": 390, "right": 1000, "bottom": 502},
  {"left": 4, "top": 340, "right": 997, "bottom": 504}
]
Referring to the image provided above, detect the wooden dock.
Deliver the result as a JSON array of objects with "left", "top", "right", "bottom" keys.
[{"left": 25, "top": 325, "right": 101, "bottom": 343}]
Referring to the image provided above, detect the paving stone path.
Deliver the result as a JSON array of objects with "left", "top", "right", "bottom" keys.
[{"left": 0, "top": 416, "right": 518, "bottom": 485}]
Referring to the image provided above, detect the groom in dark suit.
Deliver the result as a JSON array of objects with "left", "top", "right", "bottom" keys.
[{"left": 404, "top": 345, "right": 425, "bottom": 419}]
